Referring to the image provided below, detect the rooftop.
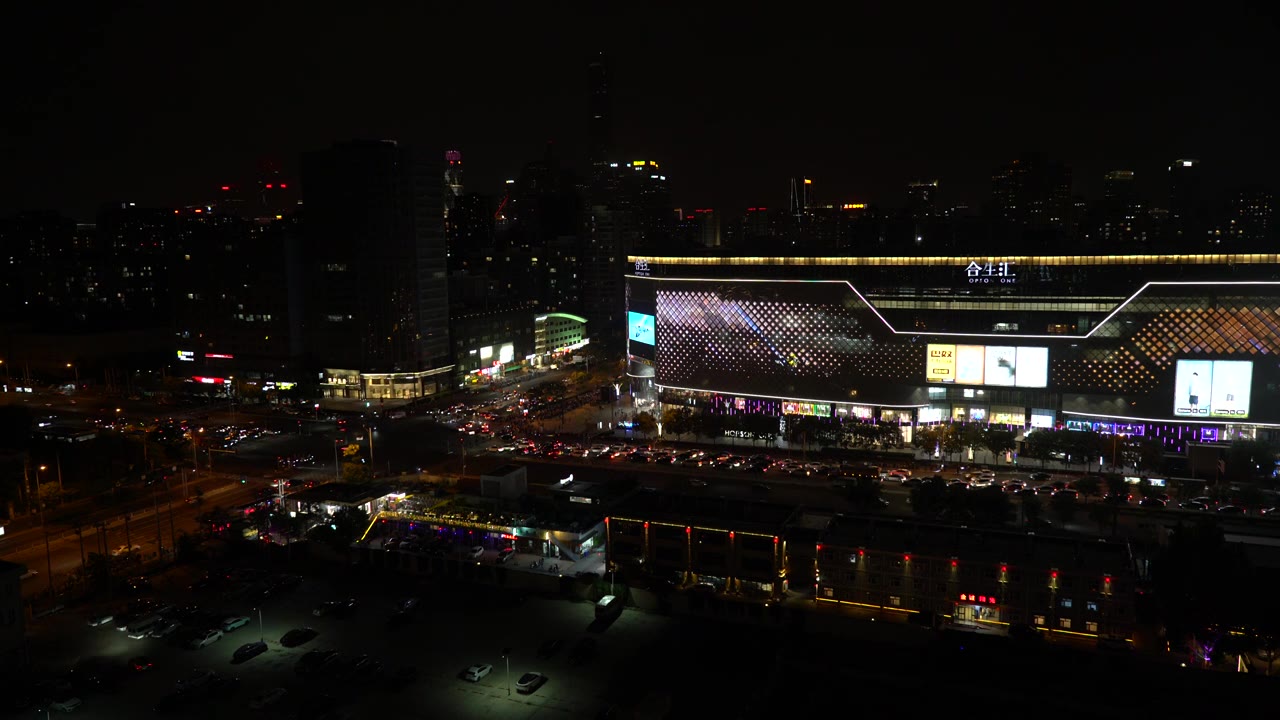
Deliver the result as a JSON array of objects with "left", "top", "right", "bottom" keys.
[
  {"left": 821, "top": 515, "right": 1133, "bottom": 574},
  {"left": 609, "top": 488, "right": 797, "bottom": 535},
  {"left": 288, "top": 482, "right": 393, "bottom": 505},
  {"left": 483, "top": 464, "right": 525, "bottom": 478}
]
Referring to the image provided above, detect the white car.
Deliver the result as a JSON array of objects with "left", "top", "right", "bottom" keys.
[
  {"left": 222, "top": 616, "right": 251, "bottom": 632},
  {"left": 176, "top": 668, "right": 216, "bottom": 692},
  {"left": 248, "top": 687, "right": 288, "bottom": 710},
  {"left": 469, "top": 546, "right": 485, "bottom": 560},
  {"left": 191, "top": 629, "right": 223, "bottom": 649},
  {"left": 462, "top": 663, "right": 493, "bottom": 682},
  {"left": 87, "top": 612, "right": 114, "bottom": 627},
  {"left": 111, "top": 544, "right": 142, "bottom": 558},
  {"left": 49, "top": 697, "right": 82, "bottom": 713}
]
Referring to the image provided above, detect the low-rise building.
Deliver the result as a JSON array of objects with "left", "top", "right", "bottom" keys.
[
  {"left": 815, "top": 515, "right": 1137, "bottom": 642},
  {"left": 606, "top": 490, "right": 795, "bottom": 599}
]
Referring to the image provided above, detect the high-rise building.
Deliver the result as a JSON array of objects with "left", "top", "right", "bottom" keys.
[
  {"left": 1228, "top": 185, "right": 1272, "bottom": 245},
  {"left": 171, "top": 213, "right": 304, "bottom": 386},
  {"left": 1168, "top": 158, "right": 1205, "bottom": 243},
  {"left": 300, "top": 140, "right": 451, "bottom": 399},
  {"left": 1098, "top": 170, "right": 1146, "bottom": 246},
  {"left": 906, "top": 180, "right": 939, "bottom": 220},
  {"left": 990, "top": 156, "right": 1073, "bottom": 229},
  {"left": 588, "top": 52, "right": 613, "bottom": 165}
]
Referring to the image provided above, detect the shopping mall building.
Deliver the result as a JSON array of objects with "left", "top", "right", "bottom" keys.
[{"left": 625, "top": 254, "right": 1280, "bottom": 450}]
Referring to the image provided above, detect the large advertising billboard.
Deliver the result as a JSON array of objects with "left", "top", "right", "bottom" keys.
[
  {"left": 926, "top": 345, "right": 956, "bottom": 382},
  {"left": 926, "top": 343, "right": 1048, "bottom": 388},
  {"left": 782, "top": 401, "right": 832, "bottom": 417},
  {"left": 956, "top": 345, "right": 986, "bottom": 384},
  {"left": 628, "top": 312, "right": 655, "bottom": 346},
  {"left": 1173, "top": 359, "right": 1253, "bottom": 418}
]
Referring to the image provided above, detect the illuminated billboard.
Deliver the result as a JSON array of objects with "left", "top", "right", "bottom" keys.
[
  {"left": 956, "top": 345, "right": 986, "bottom": 384},
  {"left": 782, "top": 401, "right": 832, "bottom": 417},
  {"left": 1173, "top": 360, "right": 1252, "bottom": 418},
  {"left": 628, "top": 312, "right": 655, "bottom": 346},
  {"left": 926, "top": 344, "right": 1048, "bottom": 388},
  {"left": 926, "top": 345, "right": 956, "bottom": 382}
]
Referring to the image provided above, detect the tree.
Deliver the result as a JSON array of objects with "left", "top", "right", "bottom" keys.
[
  {"left": 909, "top": 479, "right": 948, "bottom": 518},
  {"left": 1088, "top": 502, "right": 1119, "bottom": 536},
  {"left": 1073, "top": 475, "right": 1101, "bottom": 500},
  {"left": 1020, "top": 494, "right": 1043, "bottom": 526},
  {"left": 1022, "top": 429, "right": 1054, "bottom": 468},
  {"left": 342, "top": 461, "right": 370, "bottom": 484},
  {"left": 698, "top": 411, "right": 726, "bottom": 442},
  {"left": 968, "top": 486, "right": 1014, "bottom": 525},
  {"left": 846, "top": 477, "right": 884, "bottom": 512},
  {"left": 37, "top": 481, "right": 66, "bottom": 509},
  {"left": 635, "top": 412, "right": 658, "bottom": 441},
  {"left": 1049, "top": 493, "right": 1078, "bottom": 525},
  {"left": 941, "top": 424, "right": 966, "bottom": 460},
  {"left": 1104, "top": 473, "right": 1129, "bottom": 499},
  {"left": 982, "top": 428, "right": 1017, "bottom": 462},
  {"left": 959, "top": 423, "right": 985, "bottom": 459},
  {"left": 85, "top": 552, "right": 113, "bottom": 589},
  {"left": 320, "top": 506, "right": 370, "bottom": 551}
]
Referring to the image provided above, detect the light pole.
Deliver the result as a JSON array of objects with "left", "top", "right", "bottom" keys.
[
  {"left": 66, "top": 362, "right": 78, "bottom": 383},
  {"left": 501, "top": 647, "right": 512, "bottom": 697},
  {"left": 256, "top": 606, "right": 264, "bottom": 641},
  {"left": 367, "top": 427, "right": 375, "bottom": 478}
]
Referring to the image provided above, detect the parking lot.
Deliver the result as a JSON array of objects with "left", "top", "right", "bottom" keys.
[{"left": 21, "top": 561, "right": 690, "bottom": 719}]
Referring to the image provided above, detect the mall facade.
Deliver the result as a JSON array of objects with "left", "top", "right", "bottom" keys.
[{"left": 625, "top": 254, "right": 1280, "bottom": 450}]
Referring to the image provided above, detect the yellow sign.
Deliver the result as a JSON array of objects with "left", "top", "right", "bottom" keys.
[{"left": 926, "top": 344, "right": 956, "bottom": 383}]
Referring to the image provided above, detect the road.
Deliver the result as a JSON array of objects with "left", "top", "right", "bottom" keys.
[{"left": 7, "top": 480, "right": 264, "bottom": 599}]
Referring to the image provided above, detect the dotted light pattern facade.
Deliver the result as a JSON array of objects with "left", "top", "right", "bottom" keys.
[
  {"left": 642, "top": 277, "right": 1280, "bottom": 418},
  {"left": 654, "top": 286, "right": 922, "bottom": 399}
]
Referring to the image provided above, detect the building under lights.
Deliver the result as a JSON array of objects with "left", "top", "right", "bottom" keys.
[
  {"left": 815, "top": 515, "right": 1136, "bottom": 642},
  {"left": 625, "top": 253, "right": 1280, "bottom": 452}
]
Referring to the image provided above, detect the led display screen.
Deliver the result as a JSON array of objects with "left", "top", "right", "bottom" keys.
[
  {"left": 1030, "top": 409, "right": 1055, "bottom": 429},
  {"left": 956, "top": 345, "right": 987, "bottom": 384},
  {"left": 1015, "top": 347, "right": 1049, "bottom": 388},
  {"left": 926, "top": 343, "right": 1048, "bottom": 388},
  {"left": 628, "top": 312, "right": 655, "bottom": 346},
  {"left": 984, "top": 346, "right": 1017, "bottom": 387},
  {"left": 782, "top": 401, "right": 832, "bottom": 417},
  {"left": 1173, "top": 360, "right": 1252, "bottom": 418}
]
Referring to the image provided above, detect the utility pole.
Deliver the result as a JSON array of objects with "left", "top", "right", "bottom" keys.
[
  {"left": 123, "top": 514, "right": 132, "bottom": 552},
  {"left": 56, "top": 453, "right": 64, "bottom": 494},
  {"left": 42, "top": 509, "right": 54, "bottom": 600},
  {"left": 367, "top": 427, "right": 375, "bottom": 478}
]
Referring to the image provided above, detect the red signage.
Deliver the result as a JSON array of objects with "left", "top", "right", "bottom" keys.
[
  {"left": 205, "top": 353, "right": 235, "bottom": 359},
  {"left": 193, "top": 376, "right": 228, "bottom": 385},
  {"left": 958, "top": 593, "right": 998, "bottom": 604}
]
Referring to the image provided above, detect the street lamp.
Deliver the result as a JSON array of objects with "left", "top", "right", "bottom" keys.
[
  {"left": 501, "top": 647, "right": 512, "bottom": 696},
  {"left": 66, "top": 362, "right": 78, "bottom": 383}
]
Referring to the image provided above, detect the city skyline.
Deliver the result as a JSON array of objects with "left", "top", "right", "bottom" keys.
[{"left": 3, "top": 5, "right": 1276, "bottom": 219}]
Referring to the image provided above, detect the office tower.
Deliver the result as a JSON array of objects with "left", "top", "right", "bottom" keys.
[
  {"left": 300, "top": 140, "right": 450, "bottom": 397},
  {"left": 588, "top": 52, "right": 613, "bottom": 165},
  {"left": 1229, "top": 185, "right": 1272, "bottom": 245},
  {"left": 171, "top": 213, "right": 303, "bottom": 382},
  {"left": 444, "top": 150, "right": 464, "bottom": 217},
  {"left": 1168, "top": 158, "right": 1204, "bottom": 243},
  {"left": 990, "top": 155, "right": 1073, "bottom": 228},
  {"left": 1098, "top": 170, "right": 1146, "bottom": 246},
  {"left": 906, "top": 180, "right": 939, "bottom": 220}
]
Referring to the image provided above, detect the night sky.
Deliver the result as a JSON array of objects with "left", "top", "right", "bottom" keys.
[{"left": 4, "top": 4, "right": 1276, "bottom": 220}]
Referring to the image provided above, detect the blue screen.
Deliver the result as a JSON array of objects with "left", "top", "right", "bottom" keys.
[{"left": 628, "top": 312, "right": 655, "bottom": 346}]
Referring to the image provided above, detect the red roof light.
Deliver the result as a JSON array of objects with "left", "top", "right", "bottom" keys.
[{"left": 220, "top": 185, "right": 230, "bottom": 191}]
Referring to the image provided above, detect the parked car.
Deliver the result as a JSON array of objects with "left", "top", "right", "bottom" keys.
[
  {"left": 515, "top": 672, "right": 547, "bottom": 694},
  {"left": 233, "top": 641, "right": 269, "bottom": 663},
  {"left": 175, "top": 668, "right": 217, "bottom": 693},
  {"left": 222, "top": 616, "right": 251, "bottom": 632},
  {"left": 280, "top": 628, "right": 318, "bottom": 648},
  {"left": 87, "top": 612, "right": 115, "bottom": 627},
  {"left": 468, "top": 546, "right": 485, "bottom": 560},
  {"left": 189, "top": 629, "right": 223, "bottom": 649},
  {"left": 461, "top": 664, "right": 492, "bottom": 682},
  {"left": 48, "top": 696, "right": 83, "bottom": 713},
  {"left": 1138, "top": 497, "right": 1166, "bottom": 508},
  {"left": 247, "top": 687, "right": 288, "bottom": 710}
]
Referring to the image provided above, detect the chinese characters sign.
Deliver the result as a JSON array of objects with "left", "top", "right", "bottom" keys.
[{"left": 964, "top": 260, "right": 1017, "bottom": 284}]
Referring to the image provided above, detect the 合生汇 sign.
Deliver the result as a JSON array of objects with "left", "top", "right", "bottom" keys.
[{"left": 964, "top": 260, "right": 1017, "bottom": 284}]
